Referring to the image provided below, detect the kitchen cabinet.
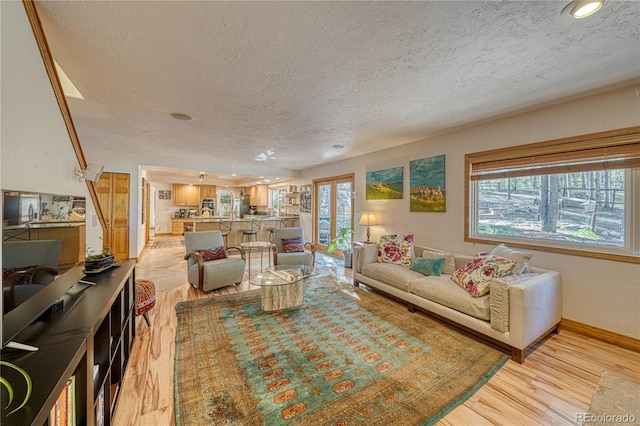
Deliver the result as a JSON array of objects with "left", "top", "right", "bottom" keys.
[
  {"left": 171, "top": 219, "right": 195, "bottom": 235},
  {"left": 249, "top": 184, "right": 268, "bottom": 206},
  {"left": 35, "top": 224, "right": 86, "bottom": 269},
  {"left": 3, "top": 224, "right": 86, "bottom": 270},
  {"left": 200, "top": 185, "right": 217, "bottom": 199},
  {"left": 173, "top": 184, "right": 200, "bottom": 205}
]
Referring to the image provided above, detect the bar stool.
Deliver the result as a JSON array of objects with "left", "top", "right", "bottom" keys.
[
  {"left": 268, "top": 217, "right": 290, "bottom": 243},
  {"left": 135, "top": 279, "right": 156, "bottom": 327},
  {"left": 241, "top": 219, "right": 261, "bottom": 242},
  {"left": 219, "top": 219, "right": 233, "bottom": 247}
]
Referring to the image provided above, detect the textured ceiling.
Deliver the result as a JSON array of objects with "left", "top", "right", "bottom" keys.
[{"left": 34, "top": 1, "right": 640, "bottom": 184}]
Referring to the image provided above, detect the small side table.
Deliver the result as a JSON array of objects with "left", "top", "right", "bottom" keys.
[{"left": 240, "top": 241, "right": 272, "bottom": 279}]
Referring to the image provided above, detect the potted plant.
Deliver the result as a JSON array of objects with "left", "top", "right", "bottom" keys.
[
  {"left": 327, "top": 227, "right": 354, "bottom": 268},
  {"left": 85, "top": 244, "right": 115, "bottom": 271}
]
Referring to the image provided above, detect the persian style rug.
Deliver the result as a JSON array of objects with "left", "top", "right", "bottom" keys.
[
  {"left": 174, "top": 275, "right": 508, "bottom": 425},
  {"left": 150, "top": 239, "right": 184, "bottom": 249}
]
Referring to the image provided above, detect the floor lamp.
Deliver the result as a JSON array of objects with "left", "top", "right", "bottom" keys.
[{"left": 358, "top": 212, "right": 378, "bottom": 243}]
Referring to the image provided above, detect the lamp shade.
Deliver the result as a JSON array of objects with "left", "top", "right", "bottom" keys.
[{"left": 358, "top": 212, "right": 378, "bottom": 226}]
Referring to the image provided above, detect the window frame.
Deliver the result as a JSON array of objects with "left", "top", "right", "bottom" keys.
[
  {"left": 465, "top": 126, "right": 640, "bottom": 264},
  {"left": 269, "top": 186, "right": 286, "bottom": 213}
]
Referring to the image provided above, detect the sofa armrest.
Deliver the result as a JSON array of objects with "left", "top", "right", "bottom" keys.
[
  {"left": 353, "top": 244, "right": 378, "bottom": 273},
  {"left": 508, "top": 270, "right": 562, "bottom": 349}
]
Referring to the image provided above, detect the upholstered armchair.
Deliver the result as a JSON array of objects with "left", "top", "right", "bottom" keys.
[
  {"left": 272, "top": 227, "right": 316, "bottom": 267},
  {"left": 2, "top": 240, "right": 62, "bottom": 313},
  {"left": 184, "top": 230, "right": 246, "bottom": 292}
]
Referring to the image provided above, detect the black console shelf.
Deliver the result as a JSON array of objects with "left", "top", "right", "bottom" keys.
[{"left": 1, "top": 261, "right": 136, "bottom": 426}]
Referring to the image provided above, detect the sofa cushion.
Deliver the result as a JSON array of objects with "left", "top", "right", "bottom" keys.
[
  {"left": 490, "top": 244, "right": 533, "bottom": 274},
  {"left": 281, "top": 236, "right": 304, "bottom": 253},
  {"left": 377, "top": 234, "right": 414, "bottom": 267},
  {"left": 452, "top": 255, "right": 516, "bottom": 297},
  {"left": 195, "top": 246, "right": 227, "bottom": 261},
  {"left": 421, "top": 249, "right": 456, "bottom": 275},
  {"left": 410, "top": 257, "right": 445, "bottom": 276},
  {"left": 361, "top": 262, "right": 422, "bottom": 292},
  {"left": 410, "top": 276, "right": 491, "bottom": 321},
  {"left": 489, "top": 272, "right": 540, "bottom": 332},
  {"left": 490, "top": 278, "right": 509, "bottom": 332}
]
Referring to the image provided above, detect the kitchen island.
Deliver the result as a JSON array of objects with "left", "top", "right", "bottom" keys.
[
  {"left": 3, "top": 221, "right": 86, "bottom": 270},
  {"left": 172, "top": 216, "right": 299, "bottom": 246}
]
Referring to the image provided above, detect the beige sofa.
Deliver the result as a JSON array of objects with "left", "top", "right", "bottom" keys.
[{"left": 353, "top": 243, "right": 562, "bottom": 363}]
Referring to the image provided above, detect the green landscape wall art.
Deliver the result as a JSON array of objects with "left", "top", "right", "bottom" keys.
[
  {"left": 366, "top": 166, "right": 403, "bottom": 200},
  {"left": 410, "top": 154, "right": 446, "bottom": 212}
]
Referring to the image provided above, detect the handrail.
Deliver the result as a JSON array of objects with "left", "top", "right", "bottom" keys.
[{"left": 22, "top": 0, "right": 108, "bottom": 233}]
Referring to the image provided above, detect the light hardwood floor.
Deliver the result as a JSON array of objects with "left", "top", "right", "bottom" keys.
[{"left": 113, "top": 236, "right": 640, "bottom": 425}]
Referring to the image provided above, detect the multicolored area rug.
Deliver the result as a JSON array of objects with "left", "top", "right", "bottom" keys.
[
  {"left": 150, "top": 239, "right": 184, "bottom": 249},
  {"left": 174, "top": 275, "right": 508, "bottom": 425}
]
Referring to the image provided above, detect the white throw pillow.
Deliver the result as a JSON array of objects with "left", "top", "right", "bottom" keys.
[{"left": 490, "top": 244, "right": 532, "bottom": 275}]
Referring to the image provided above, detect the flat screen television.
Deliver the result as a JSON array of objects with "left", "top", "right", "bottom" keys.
[{"left": 2, "top": 190, "right": 86, "bottom": 349}]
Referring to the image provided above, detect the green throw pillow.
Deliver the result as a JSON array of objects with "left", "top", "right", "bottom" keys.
[{"left": 410, "top": 257, "right": 446, "bottom": 276}]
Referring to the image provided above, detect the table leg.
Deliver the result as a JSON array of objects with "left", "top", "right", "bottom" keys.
[
  {"left": 247, "top": 248, "right": 251, "bottom": 280},
  {"left": 261, "top": 282, "right": 304, "bottom": 311},
  {"left": 260, "top": 248, "right": 264, "bottom": 272}
]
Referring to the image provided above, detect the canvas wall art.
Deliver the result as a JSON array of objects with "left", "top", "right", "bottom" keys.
[
  {"left": 300, "top": 184, "right": 312, "bottom": 213},
  {"left": 410, "top": 154, "right": 446, "bottom": 212},
  {"left": 366, "top": 166, "right": 403, "bottom": 200}
]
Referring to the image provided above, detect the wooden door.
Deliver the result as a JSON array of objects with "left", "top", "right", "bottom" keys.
[
  {"left": 96, "top": 172, "right": 130, "bottom": 261},
  {"left": 313, "top": 174, "right": 353, "bottom": 254}
]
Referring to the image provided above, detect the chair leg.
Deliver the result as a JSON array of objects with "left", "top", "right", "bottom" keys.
[{"left": 143, "top": 312, "right": 151, "bottom": 327}]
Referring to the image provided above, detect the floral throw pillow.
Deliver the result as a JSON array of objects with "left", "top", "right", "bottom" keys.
[
  {"left": 195, "top": 246, "right": 228, "bottom": 262},
  {"left": 281, "top": 236, "right": 304, "bottom": 253},
  {"left": 377, "top": 233, "right": 414, "bottom": 266},
  {"left": 451, "top": 254, "right": 516, "bottom": 297}
]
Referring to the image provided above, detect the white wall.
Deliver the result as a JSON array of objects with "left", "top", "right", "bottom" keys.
[
  {"left": 152, "top": 182, "right": 175, "bottom": 234},
  {"left": 302, "top": 83, "right": 640, "bottom": 339},
  {"left": 0, "top": 1, "right": 102, "bottom": 251}
]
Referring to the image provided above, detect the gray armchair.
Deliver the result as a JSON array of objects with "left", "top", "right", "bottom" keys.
[
  {"left": 2, "top": 240, "right": 62, "bottom": 313},
  {"left": 184, "top": 230, "right": 246, "bottom": 292},
  {"left": 272, "top": 227, "right": 316, "bottom": 267}
]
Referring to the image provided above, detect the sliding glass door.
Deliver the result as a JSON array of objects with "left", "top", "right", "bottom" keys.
[{"left": 314, "top": 174, "right": 353, "bottom": 254}]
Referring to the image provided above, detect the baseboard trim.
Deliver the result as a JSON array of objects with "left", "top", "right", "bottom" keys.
[{"left": 560, "top": 318, "right": 640, "bottom": 353}]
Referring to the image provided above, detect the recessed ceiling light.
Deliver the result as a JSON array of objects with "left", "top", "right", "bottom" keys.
[
  {"left": 170, "top": 112, "right": 192, "bottom": 121},
  {"left": 231, "top": 173, "right": 237, "bottom": 177},
  {"left": 265, "top": 179, "right": 271, "bottom": 183},
  {"left": 332, "top": 144, "right": 344, "bottom": 149},
  {"left": 562, "top": 0, "right": 605, "bottom": 18}
]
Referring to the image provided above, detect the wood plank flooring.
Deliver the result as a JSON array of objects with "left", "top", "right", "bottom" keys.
[{"left": 113, "top": 236, "right": 640, "bottom": 425}]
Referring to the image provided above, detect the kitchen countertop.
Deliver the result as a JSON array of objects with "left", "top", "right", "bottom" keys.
[
  {"left": 4, "top": 221, "right": 85, "bottom": 230},
  {"left": 173, "top": 216, "right": 298, "bottom": 222}
]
